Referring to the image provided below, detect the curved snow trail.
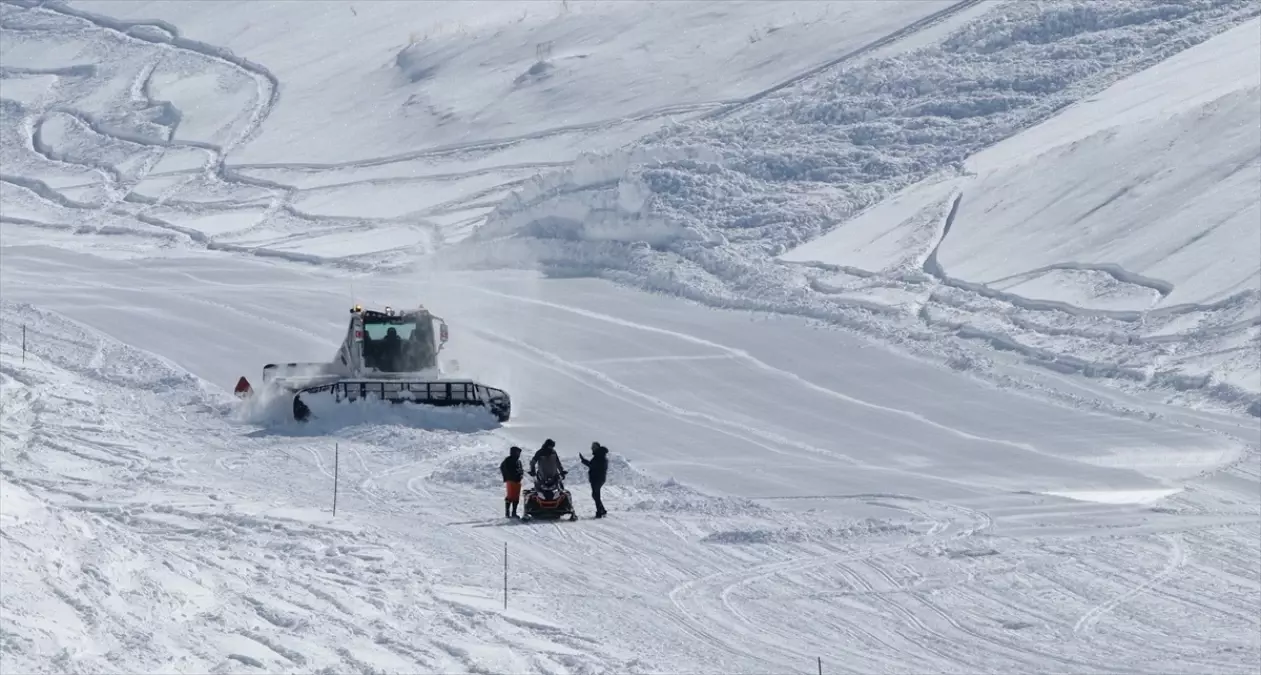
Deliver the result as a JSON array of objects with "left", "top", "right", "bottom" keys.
[
  {"left": 460, "top": 285, "right": 1084, "bottom": 457},
  {"left": 660, "top": 496, "right": 1076, "bottom": 675},
  {"left": 439, "top": 279, "right": 1242, "bottom": 492},
  {"left": 666, "top": 513, "right": 945, "bottom": 672},
  {"left": 1, "top": 2, "right": 440, "bottom": 268},
  {"left": 471, "top": 325, "right": 1027, "bottom": 495},
  {"left": 8, "top": 0, "right": 281, "bottom": 151},
  {"left": 0, "top": 0, "right": 292, "bottom": 253},
  {"left": 1073, "top": 534, "right": 1189, "bottom": 635}
]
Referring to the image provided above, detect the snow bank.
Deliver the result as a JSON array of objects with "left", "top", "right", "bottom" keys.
[
  {"left": 453, "top": 0, "right": 1261, "bottom": 414},
  {"left": 0, "top": 301, "right": 214, "bottom": 402},
  {"left": 473, "top": 146, "right": 723, "bottom": 249},
  {"left": 1042, "top": 488, "right": 1185, "bottom": 505}
]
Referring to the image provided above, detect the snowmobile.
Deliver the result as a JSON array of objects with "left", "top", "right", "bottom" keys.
[
  {"left": 235, "top": 303, "right": 511, "bottom": 423},
  {"left": 521, "top": 472, "right": 578, "bottom": 521}
]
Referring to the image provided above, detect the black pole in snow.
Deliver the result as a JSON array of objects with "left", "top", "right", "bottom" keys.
[{"left": 333, "top": 442, "right": 340, "bottom": 517}]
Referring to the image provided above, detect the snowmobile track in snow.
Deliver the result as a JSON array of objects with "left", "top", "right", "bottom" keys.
[{"left": 664, "top": 495, "right": 996, "bottom": 673}]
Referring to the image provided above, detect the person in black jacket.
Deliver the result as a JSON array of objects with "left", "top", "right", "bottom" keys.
[
  {"left": 529, "top": 439, "right": 566, "bottom": 483},
  {"left": 579, "top": 442, "right": 609, "bottom": 518},
  {"left": 500, "top": 446, "right": 524, "bottom": 518}
]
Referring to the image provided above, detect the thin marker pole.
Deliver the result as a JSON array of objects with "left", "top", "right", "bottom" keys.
[{"left": 333, "top": 442, "right": 340, "bottom": 517}]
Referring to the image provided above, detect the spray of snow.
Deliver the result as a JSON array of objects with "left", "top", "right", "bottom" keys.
[{"left": 230, "top": 387, "right": 501, "bottom": 435}]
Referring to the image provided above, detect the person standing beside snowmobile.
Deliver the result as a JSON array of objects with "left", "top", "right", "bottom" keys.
[
  {"left": 580, "top": 442, "right": 609, "bottom": 518},
  {"left": 500, "top": 446, "right": 525, "bottom": 518},
  {"left": 530, "top": 439, "right": 566, "bottom": 483}
]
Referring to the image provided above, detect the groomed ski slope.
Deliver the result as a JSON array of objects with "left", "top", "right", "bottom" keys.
[
  {"left": 4, "top": 269, "right": 1260, "bottom": 674},
  {"left": 2, "top": 1, "right": 1260, "bottom": 674}
]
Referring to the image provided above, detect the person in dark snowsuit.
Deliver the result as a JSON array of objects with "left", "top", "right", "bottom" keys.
[
  {"left": 579, "top": 442, "right": 609, "bottom": 518},
  {"left": 500, "top": 446, "right": 524, "bottom": 517},
  {"left": 529, "top": 439, "right": 566, "bottom": 484}
]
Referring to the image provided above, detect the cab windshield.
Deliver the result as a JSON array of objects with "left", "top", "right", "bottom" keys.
[
  {"left": 362, "top": 317, "right": 436, "bottom": 372},
  {"left": 364, "top": 322, "right": 416, "bottom": 341}
]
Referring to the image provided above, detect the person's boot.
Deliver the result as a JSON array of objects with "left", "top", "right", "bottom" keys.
[
  {"left": 505, "top": 500, "right": 511, "bottom": 518},
  {"left": 511, "top": 501, "right": 519, "bottom": 518}
]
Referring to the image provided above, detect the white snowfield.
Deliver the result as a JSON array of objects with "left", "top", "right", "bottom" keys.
[{"left": 1, "top": 0, "right": 1259, "bottom": 673}]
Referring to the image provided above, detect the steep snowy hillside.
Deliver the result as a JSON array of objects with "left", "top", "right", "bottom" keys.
[
  {"left": 2, "top": 0, "right": 1260, "bottom": 673},
  {"left": 72, "top": 0, "right": 968, "bottom": 164},
  {"left": 458, "top": 0, "right": 1261, "bottom": 415},
  {"left": 781, "top": 16, "right": 1261, "bottom": 413}
]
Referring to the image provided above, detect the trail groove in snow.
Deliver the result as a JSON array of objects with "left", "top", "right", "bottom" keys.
[
  {"left": 1073, "top": 533, "right": 1188, "bottom": 635},
  {"left": 463, "top": 284, "right": 1090, "bottom": 460}
]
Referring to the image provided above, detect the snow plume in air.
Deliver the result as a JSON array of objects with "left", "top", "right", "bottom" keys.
[{"left": 228, "top": 380, "right": 297, "bottom": 426}]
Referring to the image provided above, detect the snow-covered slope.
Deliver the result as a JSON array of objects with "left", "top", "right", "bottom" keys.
[
  {"left": 934, "top": 20, "right": 1259, "bottom": 309},
  {"left": 4, "top": 272, "right": 1259, "bottom": 674},
  {"left": 458, "top": 0, "right": 1261, "bottom": 414},
  {"left": 2, "top": 0, "right": 964, "bottom": 253},
  {"left": 780, "top": 16, "right": 1261, "bottom": 411},
  {"left": 2, "top": 0, "right": 1260, "bottom": 673}
]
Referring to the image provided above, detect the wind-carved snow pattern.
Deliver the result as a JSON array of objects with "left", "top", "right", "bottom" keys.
[{"left": 456, "top": 0, "right": 1261, "bottom": 415}]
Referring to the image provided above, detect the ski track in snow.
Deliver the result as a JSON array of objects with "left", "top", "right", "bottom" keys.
[{"left": 2, "top": 0, "right": 1260, "bottom": 673}]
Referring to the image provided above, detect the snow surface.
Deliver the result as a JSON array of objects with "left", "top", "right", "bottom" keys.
[{"left": 2, "top": 0, "right": 1260, "bottom": 673}]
